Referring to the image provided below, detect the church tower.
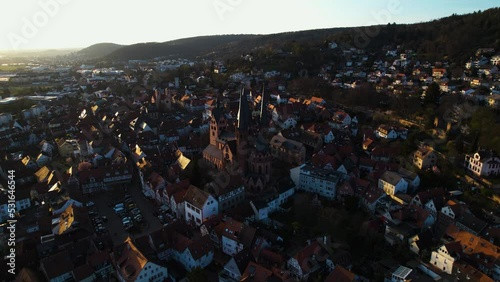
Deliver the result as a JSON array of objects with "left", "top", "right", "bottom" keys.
[
  {"left": 164, "top": 88, "right": 172, "bottom": 111},
  {"left": 259, "top": 84, "right": 269, "bottom": 126},
  {"left": 209, "top": 98, "right": 226, "bottom": 146},
  {"left": 236, "top": 88, "right": 250, "bottom": 174}
]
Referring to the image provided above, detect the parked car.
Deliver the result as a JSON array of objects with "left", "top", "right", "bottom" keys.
[{"left": 114, "top": 207, "right": 124, "bottom": 213}]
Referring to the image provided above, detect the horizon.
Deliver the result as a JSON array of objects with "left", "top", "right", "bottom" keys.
[{"left": 0, "top": 1, "right": 499, "bottom": 52}]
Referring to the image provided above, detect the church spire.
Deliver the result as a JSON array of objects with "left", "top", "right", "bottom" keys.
[
  {"left": 237, "top": 88, "right": 250, "bottom": 132},
  {"left": 259, "top": 83, "right": 268, "bottom": 125}
]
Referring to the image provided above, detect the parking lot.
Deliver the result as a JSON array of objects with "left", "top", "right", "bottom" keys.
[{"left": 86, "top": 182, "right": 163, "bottom": 246}]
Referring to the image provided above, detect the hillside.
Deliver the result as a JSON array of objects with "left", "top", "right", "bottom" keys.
[
  {"left": 105, "top": 35, "right": 258, "bottom": 60},
  {"left": 76, "top": 8, "right": 500, "bottom": 62},
  {"left": 75, "top": 43, "right": 124, "bottom": 59},
  {"left": 332, "top": 8, "right": 500, "bottom": 63}
]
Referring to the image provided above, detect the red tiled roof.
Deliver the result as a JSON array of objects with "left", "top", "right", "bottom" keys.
[{"left": 325, "top": 265, "right": 356, "bottom": 282}]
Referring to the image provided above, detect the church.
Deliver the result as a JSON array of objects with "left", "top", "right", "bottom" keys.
[{"left": 202, "top": 87, "right": 273, "bottom": 193}]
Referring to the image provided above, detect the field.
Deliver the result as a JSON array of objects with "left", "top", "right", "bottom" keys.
[{"left": 0, "top": 65, "right": 24, "bottom": 72}]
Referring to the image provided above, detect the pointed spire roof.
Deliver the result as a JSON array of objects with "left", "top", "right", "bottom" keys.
[
  {"left": 260, "top": 84, "right": 268, "bottom": 125},
  {"left": 212, "top": 93, "right": 224, "bottom": 123},
  {"left": 237, "top": 88, "right": 250, "bottom": 132}
]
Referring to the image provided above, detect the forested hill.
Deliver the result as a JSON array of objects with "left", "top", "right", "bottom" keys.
[
  {"left": 76, "top": 8, "right": 500, "bottom": 62},
  {"left": 75, "top": 43, "right": 124, "bottom": 59},
  {"left": 104, "top": 35, "right": 258, "bottom": 60}
]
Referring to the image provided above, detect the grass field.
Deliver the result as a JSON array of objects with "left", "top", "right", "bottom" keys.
[{"left": 0, "top": 65, "right": 24, "bottom": 72}]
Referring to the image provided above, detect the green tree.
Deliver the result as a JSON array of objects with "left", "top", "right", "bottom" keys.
[
  {"left": 187, "top": 267, "right": 208, "bottom": 282},
  {"left": 424, "top": 82, "right": 440, "bottom": 105}
]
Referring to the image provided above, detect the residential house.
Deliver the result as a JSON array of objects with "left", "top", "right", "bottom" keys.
[
  {"left": 220, "top": 248, "right": 255, "bottom": 282},
  {"left": 447, "top": 229, "right": 500, "bottom": 281},
  {"left": 453, "top": 263, "right": 494, "bottom": 282},
  {"left": 432, "top": 68, "right": 447, "bottom": 79},
  {"left": 296, "top": 164, "right": 341, "bottom": 199},
  {"left": 0, "top": 189, "right": 31, "bottom": 223},
  {"left": 269, "top": 135, "right": 306, "bottom": 166},
  {"left": 309, "top": 96, "right": 326, "bottom": 107},
  {"left": 488, "top": 94, "right": 500, "bottom": 109},
  {"left": 287, "top": 240, "right": 330, "bottom": 281},
  {"left": 280, "top": 129, "right": 323, "bottom": 152},
  {"left": 40, "top": 250, "right": 75, "bottom": 282},
  {"left": 384, "top": 221, "right": 416, "bottom": 246},
  {"left": 36, "top": 153, "right": 51, "bottom": 167},
  {"left": 144, "top": 221, "right": 214, "bottom": 271},
  {"left": 398, "top": 168, "right": 420, "bottom": 193},
  {"left": 87, "top": 250, "right": 114, "bottom": 280},
  {"left": 56, "top": 138, "right": 81, "bottom": 158},
  {"left": 183, "top": 185, "right": 218, "bottom": 226},
  {"left": 329, "top": 110, "right": 352, "bottom": 129},
  {"left": 212, "top": 217, "right": 256, "bottom": 256},
  {"left": 78, "top": 163, "right": 133, "bottom": 194},
  {"left": 412, "top": 146, "right": 437, "bottom": 170},
  {"left": 249, "top": 178, "right": 295, "bottom": 221},
  {"left": 143, "top": 172, "right": 166, "bottom": 204},
  {"left": 408, "top": 228, "right": 434, "bottom": 255},
  {"left": 360, "top": 186, "right": 386, "bottom": 213},
  {"left": 325, "top": 265, "right": 358, "bottom": 282},
  {"left": 375, "top": 125, "right": 398, "bottom": 139},
  {"left": 113, "top": 237, "right": 168, "bottom": 282},
  {"left": 378, "top": 171, "right": 408, "bottom": 196},
  {"left": 464, "top": 149, "right": 500, "bottom": 177},
  {"left": 385, "top": 265, "right": 415, "bottom": 282},
  {"left": 272, "top": 104, "right": 299, "bottom": 129},
  {"left": 241, "top": 261, "right": 273, "bottom": 282},
  {"left": 440, "top": 200, "right": 488, "bottom": 236},
  {"left": 410, "top": 188, "right": 445, "bottom": 219},
  {"left": 429, "top": 242, "right": 463, "bottom": 275},
  {"left": 205, "top": 172, "right": 245, "bottom": 213},
  {"left": 164, "top": 179, "right": 190, "bottom": 215}
]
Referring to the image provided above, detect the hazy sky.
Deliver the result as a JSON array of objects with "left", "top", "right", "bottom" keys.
[{"left": 1, "top": 0, "right": 498, "bottom": 51}]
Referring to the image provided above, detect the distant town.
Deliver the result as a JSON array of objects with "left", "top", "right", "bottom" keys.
[{"left": 1, "top": 11, "right": 500, "bottom": 282}]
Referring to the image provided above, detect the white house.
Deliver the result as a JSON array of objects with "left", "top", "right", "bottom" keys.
[
  {"left": 0, "top": 192, "right": 31, "bottom": 223},
  {"left": 378, "top": 171, "right": 408, "bottom": 196},
  {"left": 114, "top": 238, "right": 168, "bottom": 282},
  {"left": 429, "top": 243, "right": 462, "bottom": 275},
  {"left": 169, "top": 189, "right": 186, "bottom": 219},
  {"left": 491, "top": 55, "right": 500, "bottom": 65},
  {"left": 216, "top": 217, "right": 256, "bottom": 256},
  {"left": 375, "top": 125, "right": 398, "bottom": 139},
  {"left": 250, "top": 182, "right": 295, "bottom": 221},
  {"left": 142, "top": 172, "right": 166, "bottom": 204},
  {"left": 330, "top": 111, "right": 352, "bottom": 129},
  {"left": 464, "top": 149, "right": 500, "bottom": 177},
  {"left": 168, "top": 236, "right": 214, "bottom": 271},
  {"left": 297, "top": 164, "right": 341, "bottom": 199},
  {"left": 220, "top": 249, "right": 254, "bottom": 282},
  {"left": 183, "top": 185, "right": 218, "bottom": 226},
  {"left": 398, "top": 168, "right": 420, "bottom": 192}
]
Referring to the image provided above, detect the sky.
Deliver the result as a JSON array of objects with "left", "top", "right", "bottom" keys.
[{"left": 0, "top": 0, "right": 498, "bottom": 51}]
